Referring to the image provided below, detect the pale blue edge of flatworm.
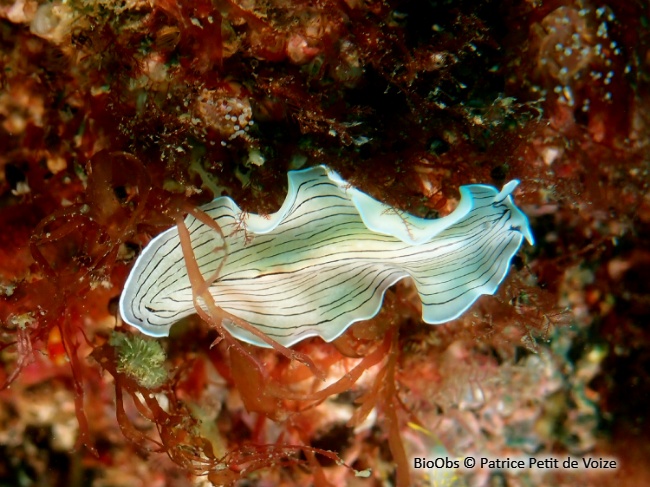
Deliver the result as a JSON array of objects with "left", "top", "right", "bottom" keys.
[{"left": 120, "top": 224, "right": 179, "bottom": 337}]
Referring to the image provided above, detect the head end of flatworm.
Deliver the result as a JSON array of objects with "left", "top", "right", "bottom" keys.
[{"left": 495, "top": 179, "right": 534, "bottom": 246}]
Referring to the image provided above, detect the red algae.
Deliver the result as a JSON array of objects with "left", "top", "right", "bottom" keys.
[{"left": 0, "top": 0, "right": 649, "bottom": 485}]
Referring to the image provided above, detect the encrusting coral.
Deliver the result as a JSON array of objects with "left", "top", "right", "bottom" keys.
[{"left": 0, "top": 0, "right": 649, "bottom": 486}]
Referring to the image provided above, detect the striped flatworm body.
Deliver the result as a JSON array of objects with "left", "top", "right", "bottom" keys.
[{"left": 119, "top": 165, "right": 534, "bottom": 347}]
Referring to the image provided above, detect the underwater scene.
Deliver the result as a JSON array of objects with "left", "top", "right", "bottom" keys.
[{"left": 0, "top": 1, "right": 648, "bottom": 486}]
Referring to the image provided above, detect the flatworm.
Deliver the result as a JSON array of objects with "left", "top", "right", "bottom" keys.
[{"left": 120, "top": 165, "right": 534, "bottom": 347}]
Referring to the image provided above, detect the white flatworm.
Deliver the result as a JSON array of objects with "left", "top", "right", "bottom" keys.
[{"left": 119, "top": 165, "right": 534, "bottom": 347}]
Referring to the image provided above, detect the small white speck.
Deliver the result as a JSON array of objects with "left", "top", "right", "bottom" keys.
[{"left": 563, "top": 86, "right": 574, "bottom": 106}]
